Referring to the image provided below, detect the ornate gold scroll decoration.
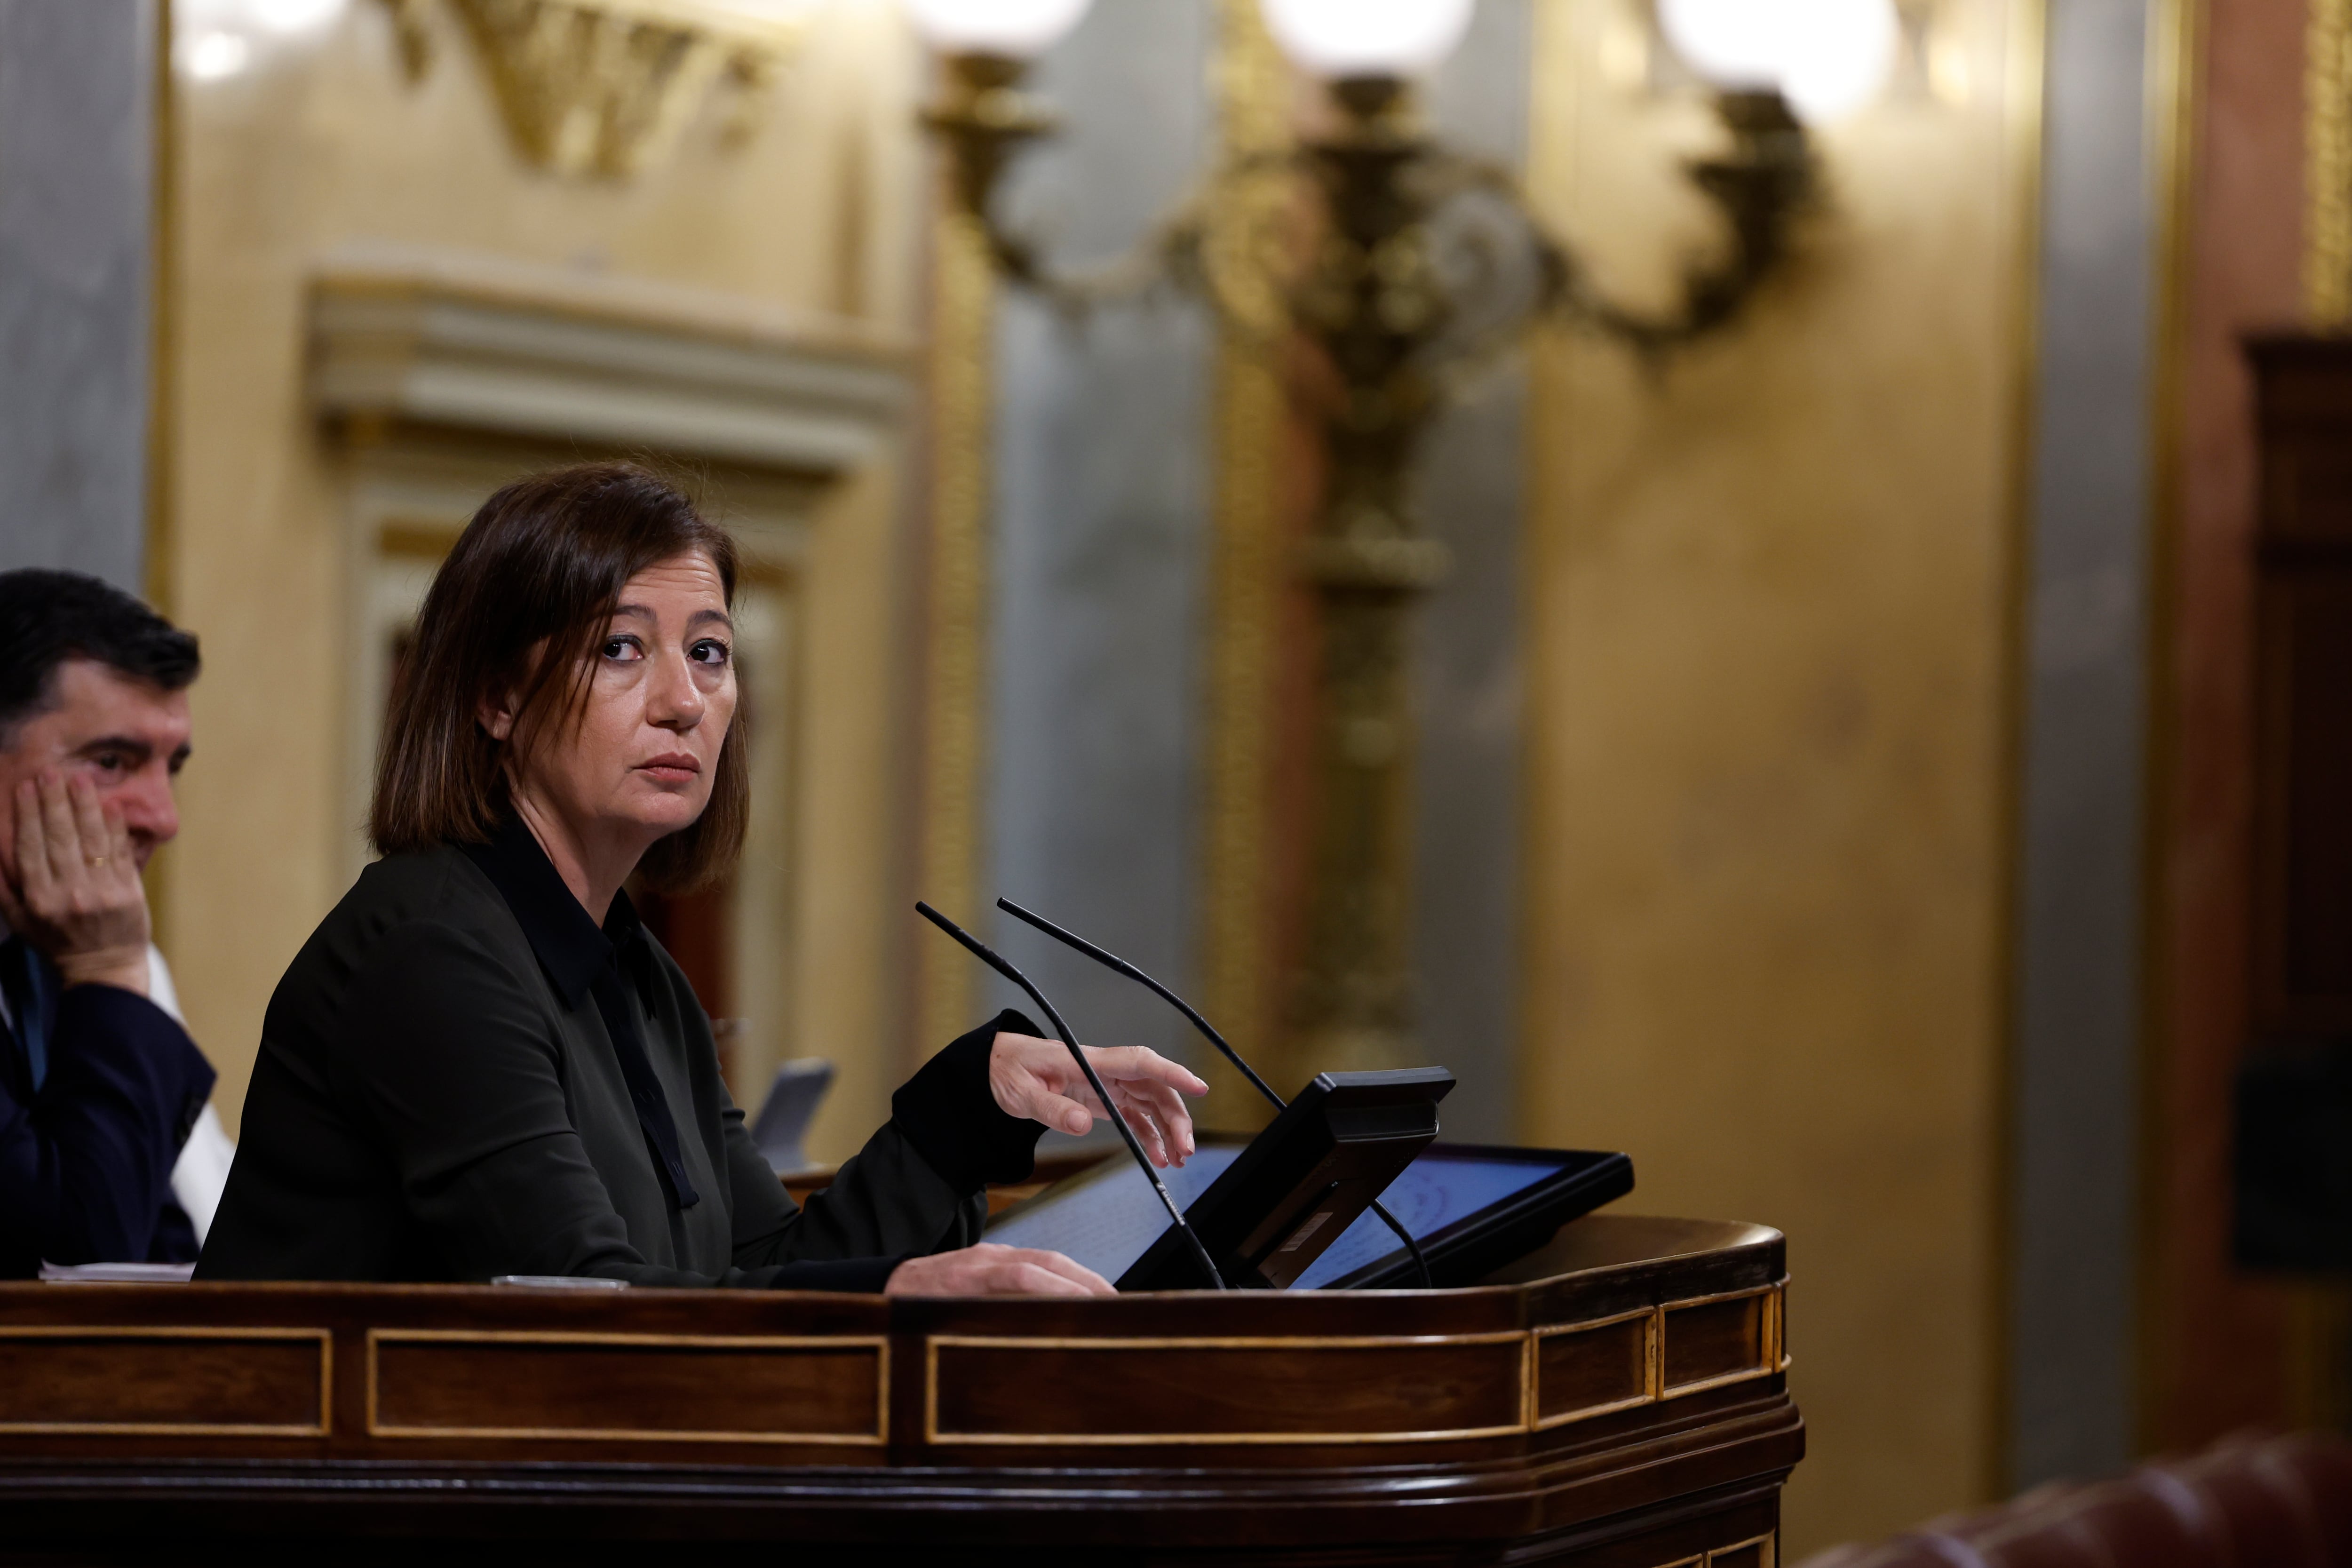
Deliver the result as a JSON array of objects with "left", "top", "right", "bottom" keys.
[
  {"left": 914, "top": 206, "right": 998, "bottom": 1055},
  {"left": 373, "top": 0, "right": 803, "bottom": 179},
  {"left": 1195, "top": 0, "right": 1294, "bottom": 1127},
  {"left": 2308, "top": 0, "right": 2352, "bottom": 320}
]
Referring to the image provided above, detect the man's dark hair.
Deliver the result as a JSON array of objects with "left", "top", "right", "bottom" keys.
[{"left": 0, "top": 570, "right": 201, "bottom": 748}]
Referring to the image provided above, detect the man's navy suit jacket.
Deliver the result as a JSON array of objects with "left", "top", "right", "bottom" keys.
[{"left": 0, "top": 951, "right": 215, "bottom": 1276}]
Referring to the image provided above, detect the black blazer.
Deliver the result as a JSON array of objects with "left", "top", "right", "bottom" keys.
[
  {"left": 197, "top": 818, "right": 1046, "bottom": 1289},
  {"left": 0, "top": 948, "right": 213, "bottom": 1277}
]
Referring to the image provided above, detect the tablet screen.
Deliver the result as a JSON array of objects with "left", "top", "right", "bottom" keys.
[
  {"left": 985, "top": 1146, "right": 1244, "bottom": 1282},
  {"left": 985, "top": 1143, "right": 1580, "bottom": 1289}
]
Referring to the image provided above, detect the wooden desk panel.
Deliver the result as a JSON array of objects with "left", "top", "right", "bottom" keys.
[
  {"left": 0, "top": 1214, "right": 1800, "bottom": 1566},
  {"left": 928, "top": 1331, "right": 1529, "bottom": 1443},
  {"left": 366, "top": 1330, "right": 888, "bottom": 1444},
  {"left": 0, "top": 1326, "right": 329, "bottom": 1437}
]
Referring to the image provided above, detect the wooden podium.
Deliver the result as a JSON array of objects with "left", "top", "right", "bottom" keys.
[{"left": 0, "top": 1215, "right": 1799, "bottom": 1566}]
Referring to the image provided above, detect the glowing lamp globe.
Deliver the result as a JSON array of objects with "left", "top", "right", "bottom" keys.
[
  {"left": 905, "top": 0, "right": 1093, "bottom": 57},
  {"left": 1259, "top": 0, "right": 1475, "bottom": 80},
  {"left": 1657, "top": 0, "right": 1899, "bottom": 122}
]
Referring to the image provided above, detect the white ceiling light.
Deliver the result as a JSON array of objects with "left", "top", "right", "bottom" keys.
[
  {"left": 182, "top": 30, "right": 253, "bottom": 80},
  {"left": 1657, "top": 0, "right": 1899, "bottom": 122},
  {"left": 245, "top": 0, "right": 345, "bottom": 33},
  {"left": 904, "top": 0, "right": 1093, "bottom": 57},
  {"left": 1259, "top": 0, "right": 1474, "bottom": 80},
  {"left": 1776, "top": 0, "right": 1899, "bottom": 122}
]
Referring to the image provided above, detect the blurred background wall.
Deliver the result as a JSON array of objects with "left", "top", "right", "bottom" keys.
[
  {"left": 1522, "top": 0, "right": 2035, "bottom": 1532},
  {"left": 0, "top": 0, "right": 2344, "bottom": 1556}
]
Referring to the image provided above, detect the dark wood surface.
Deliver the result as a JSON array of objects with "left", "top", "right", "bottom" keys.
[
  {"left": 0, "top": 1214, "right": 1800, "bottom": 1565},
  {"left": 2246, "top": 335, "right": 2352, "bottom": 1036}
]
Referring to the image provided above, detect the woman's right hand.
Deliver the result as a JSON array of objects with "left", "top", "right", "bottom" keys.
[{"left": 884, "top": 1242, "right": 1114, "bottom": 1297}]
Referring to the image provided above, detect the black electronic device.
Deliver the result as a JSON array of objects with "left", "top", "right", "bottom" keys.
[
  {"left": 988, "top": 1136, "right": 1634, "bottom": 1290},
  {"left": 915, "top": 901, "right": 1229, "bottom": 1288},
  {"left": 1302, "top": 1141, "right": 1634, "bottom": 1288},
  {"left": 1120, "top": 1067, "right": 1451, "bottom": 1289},
  {"left": 996, "top": 896, "right": 1435, "bottom": 1284}
]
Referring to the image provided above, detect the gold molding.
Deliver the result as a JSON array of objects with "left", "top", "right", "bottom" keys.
[
  {"left": 364, "top": 1328, "right": 889, "bottom": 1445},
  {"left": 1529, "top": 1282, "right": 1787, "bottom": 1426},
  {"left": 927, "top": 1286, "right": 1785, "bottom": 1448},
  {"left": 914, "top": 204, "right": 997, "bottom": 1056},
  {"left": 1196, "top": 0, "right": 1295, "bottom": 1123},
  {"left": 145, "top": 0, "right": 177, "bottom": 620},
  {"left": 1710, "top": 1532, "right": 1779, "bottom": 1568},
  {"left": 1660, "top": 1283, "right": 1781, "bottom": 1400},
  {"left": 1529, "top": 1305, "right": 1659, "bottom": 1429},
  {"left": 0, "top": 1325, "right": 332, "bottom": 1438},
  {"left": 376, "top": 0, "right": 806, "bottom": 179},
  {"left": 2308, "top": 0, "right": 2352, "bottom": 320},
  {"left": 1982, "top": 0, "right": 2048, "bottom": 1498},
  {"left": 925, "top": 1330, "right": 1531, "bottom": 1446},
  {"left": 145, "top": 0, "right": 180, "bottom": 961}
]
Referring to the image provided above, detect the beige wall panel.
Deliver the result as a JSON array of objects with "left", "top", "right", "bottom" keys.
[
  {"left": 164, "top": 0, "right": 922, "bottom": 1139},
  {"left": 1520, "top": 0, "right": 2032, "bottom": 1553},
  {"left": 792, "top": 453, "right": 907, "bottom": 1165}
]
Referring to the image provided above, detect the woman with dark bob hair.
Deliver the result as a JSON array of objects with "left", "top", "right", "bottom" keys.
[{"left": 198, "top": 463, "right": 1202, "bottom": 1293}]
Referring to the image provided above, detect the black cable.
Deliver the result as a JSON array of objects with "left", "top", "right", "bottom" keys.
[
  {"left": 915, "top": 901, "right": 1228, "bottom": 1290},
  {"left": 996, "top": 896, "right": 1435, "bottom": 1291}
]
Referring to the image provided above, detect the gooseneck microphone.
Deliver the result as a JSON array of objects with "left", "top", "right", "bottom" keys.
[
  {"left": 995, "top": 896, "right": 1436, "bottom": 1290},
  {"left": 915, "top": 901, "right": 1228, "bottom": 1290}
]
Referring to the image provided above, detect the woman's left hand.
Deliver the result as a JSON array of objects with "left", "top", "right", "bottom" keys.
[{"left": 989, "top": 1033, "right": 1208, "bottom": 1169}]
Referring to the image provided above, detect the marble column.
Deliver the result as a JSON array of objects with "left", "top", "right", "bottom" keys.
[
  {"left": 0, "top": 0, "right": 159, "bottom": 591},
  {"left": 2009, "top": 0, "right": 2172, "bottom": 1489}
]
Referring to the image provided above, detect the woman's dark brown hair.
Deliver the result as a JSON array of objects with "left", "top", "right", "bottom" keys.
[{"left": 371, "top": 462, "right": 746, "bottom": 891}]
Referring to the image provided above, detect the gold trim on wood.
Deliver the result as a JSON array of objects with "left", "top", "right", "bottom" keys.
[
  {"left": 0, "top": 1325, "right": 332, "bottom": 1438},
  {"left": 925, "top": 1330, "right": 1531, "bottom": 1446},
  {"left": 1530, "top": 1305, "right": 1659, "bottom": 1430},
  {"left": 1708, "top": 1530, "right": 1779, "bottom": 1568},
  {"left": 2309, "top": 0, "right": 2352, "bottom": 320},
  {"left": 1527, "top": 1281, "right": 1788, "bottom": 1427},
  {"left": 913, "top": 203, "right": 997, "bottom": 1057},
  {"left": 1660, "top": 1283, "right": 1781, "bottom": 1400},
  {"left": 364, "top": 1329, "right": 889, "bottom": 1445}
]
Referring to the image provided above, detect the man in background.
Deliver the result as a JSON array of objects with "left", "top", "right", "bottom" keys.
[{"left": 0, "top": 569, "right": 229, "bottom": 1275}]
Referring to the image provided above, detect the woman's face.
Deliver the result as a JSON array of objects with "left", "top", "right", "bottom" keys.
[{"left": 509, "top": 551, "right": 736, "bottom": 857}]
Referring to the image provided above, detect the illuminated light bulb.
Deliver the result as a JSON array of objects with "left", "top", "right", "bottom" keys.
[
  {"left": 1658, "top": 0, "right": 1900, "bottom": 122},
  {"left": 1259, "top": 0, "right": 1474, "bottom": 79},
  {"left": 1656, "top": 0, "right": 1781, "bottom": 89},
  {"left": 246, "top": 0, "right": 345, "bottom": 32},
  {"left": 904, "top": 0, "right": 1092, "bottom": 56},
  {"left": 1776, "top": 0, "right": 1899, "bottom": 121},
  {"left": 182, "top": 29, "right": 252, "bottom": 80}
]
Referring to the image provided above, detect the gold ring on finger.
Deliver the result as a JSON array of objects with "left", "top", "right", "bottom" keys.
[{"left": 87, "top": 854, "right": 108, "bottom": 868}]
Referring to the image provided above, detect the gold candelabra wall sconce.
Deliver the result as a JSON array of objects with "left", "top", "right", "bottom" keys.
[
  {"left": 914, "top": 0, "right": 1893, "bottom": 1073},
  {"left": 372, "top": 0, "right": 809, "bottom": 177}
]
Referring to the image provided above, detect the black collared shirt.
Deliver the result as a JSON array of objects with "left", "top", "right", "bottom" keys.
[{"left": 198, "top": 823, "right": 1046, "bottom": 1289}]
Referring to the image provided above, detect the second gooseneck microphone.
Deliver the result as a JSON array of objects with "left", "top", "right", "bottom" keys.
[
  {"left": 995, "top": 896, "right": 1436, "bottom": 1290},
  {"left": 915, "top": 901, "right": 1228, "bottom": 1290}
]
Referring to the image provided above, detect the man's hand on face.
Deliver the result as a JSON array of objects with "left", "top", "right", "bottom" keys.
[
  {"left": 0, "top": 658, "right": 191, "bottom": 996},
  {"left": 0, "top": 773, "right": 151, "bottom": 995}
]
